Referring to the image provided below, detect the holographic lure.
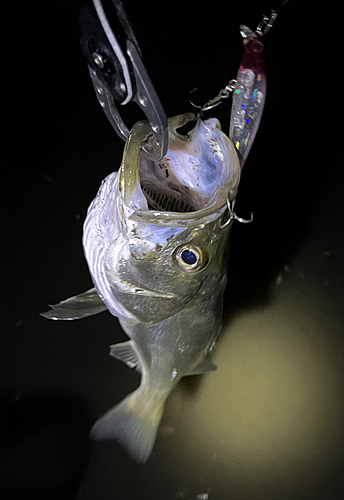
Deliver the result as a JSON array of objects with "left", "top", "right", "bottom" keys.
[
  {"left": 230, "top": 26, "right": 266, "bottom": 167},
  {"left": 190, "top": 25, "right": 268, "bottom": 170}
]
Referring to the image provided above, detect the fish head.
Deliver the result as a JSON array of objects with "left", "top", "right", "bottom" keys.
[{"left": 102, "top": 113, "right": 241, "bottom": 326}]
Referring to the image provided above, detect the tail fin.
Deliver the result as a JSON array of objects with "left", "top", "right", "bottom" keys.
[{"left": 90, "top": 386, "right": 166, "bottom": 463}]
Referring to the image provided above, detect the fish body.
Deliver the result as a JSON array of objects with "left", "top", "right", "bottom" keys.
[{"left": 43, "top": 113, "right": 241, "bottom": 462}]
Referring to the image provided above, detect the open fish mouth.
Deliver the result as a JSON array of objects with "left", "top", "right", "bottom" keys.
[
  {"left": 141, "top": 184, "right": 195, "bottom": 212},
  {"left": 136, "top": 114, "right": 240, "bottom": 215}
]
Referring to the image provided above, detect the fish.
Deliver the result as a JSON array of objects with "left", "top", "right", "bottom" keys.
[{"left": 42, "top": 112, "right": 241, "bottom": 462}]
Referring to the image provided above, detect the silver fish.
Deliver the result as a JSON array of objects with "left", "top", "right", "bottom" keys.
[{"left": 42, "top": 112, "right": 241, "bottom": 462}]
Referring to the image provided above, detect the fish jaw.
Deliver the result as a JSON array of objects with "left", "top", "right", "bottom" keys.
[{"left": 121, "top": 113, "right": 240, "bottom": 221}]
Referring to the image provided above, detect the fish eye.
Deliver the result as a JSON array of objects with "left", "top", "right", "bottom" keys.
[{"left": 176, "top": 245, "right": 203, "bottom": 272}]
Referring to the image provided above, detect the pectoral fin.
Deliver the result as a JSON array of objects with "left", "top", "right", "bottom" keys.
[
  {"left": 188, "top": 357, "right": 217, "bottom": 375},
  {"left": 41, "top": 288, "right": 107, "bottom": 320},
  {"left": 109, "top": 340, "right": 142, "bottom": 372}
]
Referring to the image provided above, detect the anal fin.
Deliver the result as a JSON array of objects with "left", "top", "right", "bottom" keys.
[
  {"left": 109, "top": 340, "right": 142, "bottom": 372},
  {"left": 187, "top": 357, "right": 217, "bottom": 376}
]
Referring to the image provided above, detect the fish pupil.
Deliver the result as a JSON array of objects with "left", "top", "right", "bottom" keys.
[{"left": 181, "top": 249, "right": 197, "bottom": 265}]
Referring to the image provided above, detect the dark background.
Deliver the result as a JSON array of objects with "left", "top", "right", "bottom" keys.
[{"left": 2, "top": 1, "right": 344, "bottom": 499}]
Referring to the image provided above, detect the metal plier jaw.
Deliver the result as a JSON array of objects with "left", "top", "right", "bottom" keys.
[{"left": 80, "top": 0, "right": 168, "bottom": 161}]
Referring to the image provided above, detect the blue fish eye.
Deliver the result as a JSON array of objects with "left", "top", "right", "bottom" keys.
[
  {"left": 176, "top": 245, "right": 203, "bottom": 272},
  {"left": 181, "top": 249, "right": 197, "bottom": 265}
]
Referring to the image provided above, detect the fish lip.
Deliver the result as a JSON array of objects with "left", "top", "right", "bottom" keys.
[{"left": 127, "top": 186, "right": 236, "bottom": 226}]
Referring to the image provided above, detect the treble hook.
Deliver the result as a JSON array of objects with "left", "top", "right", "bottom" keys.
[{"left": 219, "top": 198, "right": 253, "bottom": 229}]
